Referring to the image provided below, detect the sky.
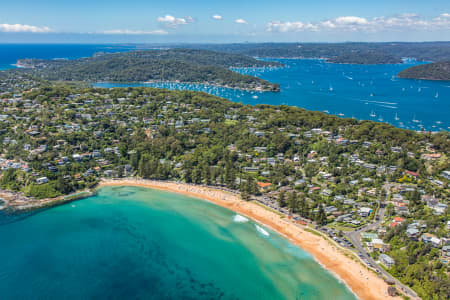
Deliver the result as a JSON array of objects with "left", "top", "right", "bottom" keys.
[{"left": 0, "top": 0, "right": 449, "bottom": 43}]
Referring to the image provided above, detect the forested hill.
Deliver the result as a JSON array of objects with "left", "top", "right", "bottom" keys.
[
  {"left": 181, "top": 42, "right": 450, "bottom": 64},
  {"left": 398, "top": 61, "right": 450, "bottom": 81},
  {"left": 14, "top": 49, "right": 282, "bottom": 91},
  {"left": 326, "top": 52, "right": 401, "bottom": 65}
]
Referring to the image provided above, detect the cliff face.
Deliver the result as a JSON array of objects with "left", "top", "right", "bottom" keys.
[{"left": 398, "top": 61, "right": 450, "bottom": 81}]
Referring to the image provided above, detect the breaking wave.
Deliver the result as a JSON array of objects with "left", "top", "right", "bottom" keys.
[
  {"left": 233, "top": 214, "right": 249, "bottom": 223},
  {"left": 255, "top": 224, "right": 270, "bottom": 236}
]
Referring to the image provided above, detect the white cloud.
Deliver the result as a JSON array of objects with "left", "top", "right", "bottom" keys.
[
  {"left": 0, "top": 23, "right": 51, "bottom": 33},
  {"left": 102, "top": 29, "right": 168, "bottom": 35},
  {"left": 267, "top": 13, "right": 450, "bottom": 33},
  {"left": 334, "top": 16, "right": 368, "bottom": 25},
  {"left": 235, "top": 19, "right": 248, "bottom": 24},
  {"left": 212, "top": 15, "right": 223, "bottom": 20},
  {"left": 433, "top": 13, "right": 450, "bottom": 26},
  {"left": 157, "top": 15, "right": 194, "bottom": 28},
  {"left": 267, "top": 21, "right": 318, "bottom": 32}
]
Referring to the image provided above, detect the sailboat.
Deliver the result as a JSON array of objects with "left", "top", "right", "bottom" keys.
[
  {"left": 435, "top": 92, "right": 439, "bottom": 98},
  {"left": 378, "top": 115, "right": 384, "bottom": 122},
  {"left": 370, "top": 110, "right": 376, "bottom": 118},
  {"left": 394, "top": 113, "right": 399, "bottom": 121},
  {"left": 412, "top": 115, "right": 419, "bottom": 123}
]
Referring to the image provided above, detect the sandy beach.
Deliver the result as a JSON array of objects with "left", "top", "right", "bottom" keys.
[{"left": 99, "top": 178, "right": 402, "bottom": 300}]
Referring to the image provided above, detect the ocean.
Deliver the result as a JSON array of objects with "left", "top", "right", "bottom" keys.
[
  {"left": 0, "top": 44, "right": 136, "bottom": 70},
  {"left": 1, "top": 44, "right": 449, "bottom": 131},
  {"left": 0, "top": 186, "right": 357, "bottom": 299}
]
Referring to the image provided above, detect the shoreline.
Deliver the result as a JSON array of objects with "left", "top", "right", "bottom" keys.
[
  {"left": 93, "top": 79, "right": 281, "bottom": 92},
  {"left": 99, "top": 178, "right": 402, "bottom": 300}
]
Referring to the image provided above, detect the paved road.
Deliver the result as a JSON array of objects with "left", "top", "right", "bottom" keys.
[
  {"left": 254, "top": 183, "right": 420, "bottom": 299},
  {"left": 344, "top": 183, "right": 420, "bottom": 299}
]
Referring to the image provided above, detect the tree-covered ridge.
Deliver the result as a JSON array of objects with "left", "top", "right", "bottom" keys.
[
  {"left": 327, "top": 52, "right": 401, "bottom": 65},
  {"left": 398, "top": 61, "right": 450, "bottom": 81},
  {"left": 14, "top": 49, "right": 282, "bottom": 91},
  {"left": 0, "top": 84, "right": 447, "bottom": 199},
  {"left": 183, "top": 42, "right": 450, "bottom": 64}
]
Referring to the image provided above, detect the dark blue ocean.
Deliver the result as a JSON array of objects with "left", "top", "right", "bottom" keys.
[
  {"left": 0, "top": 44, "right": 136, "bottom": 70},
  {"left": 1, "top": 44, "right": 448, "bottom": 131}
]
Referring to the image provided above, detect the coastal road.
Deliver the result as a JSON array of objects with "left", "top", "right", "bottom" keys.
[
  {"left": 253, "top": 184, "right": 420, "bottom": 299},
  {"left": 344, "top": 183, "right": 420, "bottom": 299}
]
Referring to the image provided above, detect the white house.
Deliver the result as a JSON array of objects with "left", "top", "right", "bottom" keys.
[
  {"left": 36, "top": 177, "right": 49, "bottom": 184},
  {"left": 380, "top": 254, "right": 395, "bottom": 267}
]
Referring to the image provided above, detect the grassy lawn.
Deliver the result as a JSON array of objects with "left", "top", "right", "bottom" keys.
[
  {"left": 251, "top": 200, "right": 285, "bottom": 217},
  {"left": 224, "top": 119, "right": 238, "bottom": 125},
  {"left": 327, "top": 223, "right": 355, "bottom": 232}
]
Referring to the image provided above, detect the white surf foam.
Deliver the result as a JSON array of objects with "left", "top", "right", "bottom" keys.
[
  {"left": 233, "top": 214, "right": 249, "bottom": 223},
  {"left": 361, "top": 100, "right": 398, "bottom": 105},
  {"left": 375, "top": 104, "right": 398, "bottom": 109},
  {"left": 255, "top": 224, "right": 270, "bottom": 236}
]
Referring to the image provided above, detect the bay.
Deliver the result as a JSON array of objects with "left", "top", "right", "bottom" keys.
[
  {"left": 96, "top": 58, "right": 449, "bottom": 132},
  {"left": 0, "top": 186, "right": 357, "bottom": 299},
  {"left": 0, "top": 44, "right": 448, "bottom": 131}
]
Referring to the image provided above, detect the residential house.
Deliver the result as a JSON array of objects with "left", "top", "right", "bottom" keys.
[
  {"left": 441, "top": 170, "right": 450, "bottom": 180},
  {"left": 422, "top": 233, "right": 442, "bottom": 247},
  {"left": 36, "top": 177, "right": 49, "bottom": 184},
  {"left": 406, "top": 227, "right": 420, "bottom": 239},
  {"left": 257, "top": 182, "right": 272, "bottom": 191},
  {"left": 359, "top": 207, "right": 372, "bottom": 217},
  {"left": 368, "top": 238, "right": 390, "bottom": 253},
  {"left": 380, "top": 254, "right": 395, "bottom": 267}
]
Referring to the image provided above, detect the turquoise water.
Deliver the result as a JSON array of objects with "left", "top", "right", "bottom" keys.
[
  {"left": 96, "top": 58, "right": 449, "bottom": 132},
  {"left": 0, "top": 186, "right": 356, "bottom": 299}
]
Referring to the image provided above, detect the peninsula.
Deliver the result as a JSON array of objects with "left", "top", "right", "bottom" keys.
[
  {"left": 0, "top": 73, "right": 448, "bottom": 299},
  {"left": 398, "top": 61, "right": 450, "bottom": 81},
  {"left": 14, "top": 49, "right": 282, "bottom": 91}
]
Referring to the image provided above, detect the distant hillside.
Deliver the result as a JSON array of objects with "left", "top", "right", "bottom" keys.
[
  {"left": 398, "top": 61, "right": 450, "bottom": 81},
  {"left": 14, "top": 49, "right": 282, "bottom": 91},
  {"left": 179, "top": 42, "right": 450, "bottom": 64},
  {"left": 326, "top": 52, "right": 401, "bottom": 65}
]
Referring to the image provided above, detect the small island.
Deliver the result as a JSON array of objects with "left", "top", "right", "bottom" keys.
[
  {"left": 14, "top": 49, "right": 282, "bottom": 92},
  {"left": 398, "top": 61, "right": 450, "bottom": 81}
]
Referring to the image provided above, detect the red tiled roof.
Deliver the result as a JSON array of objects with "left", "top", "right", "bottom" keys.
[
  {"left": 404, "top": 170, "right": 419, "bottom": 177},
  {"left": 257, "top": 182, "right": 272, "bottom": 188}
]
